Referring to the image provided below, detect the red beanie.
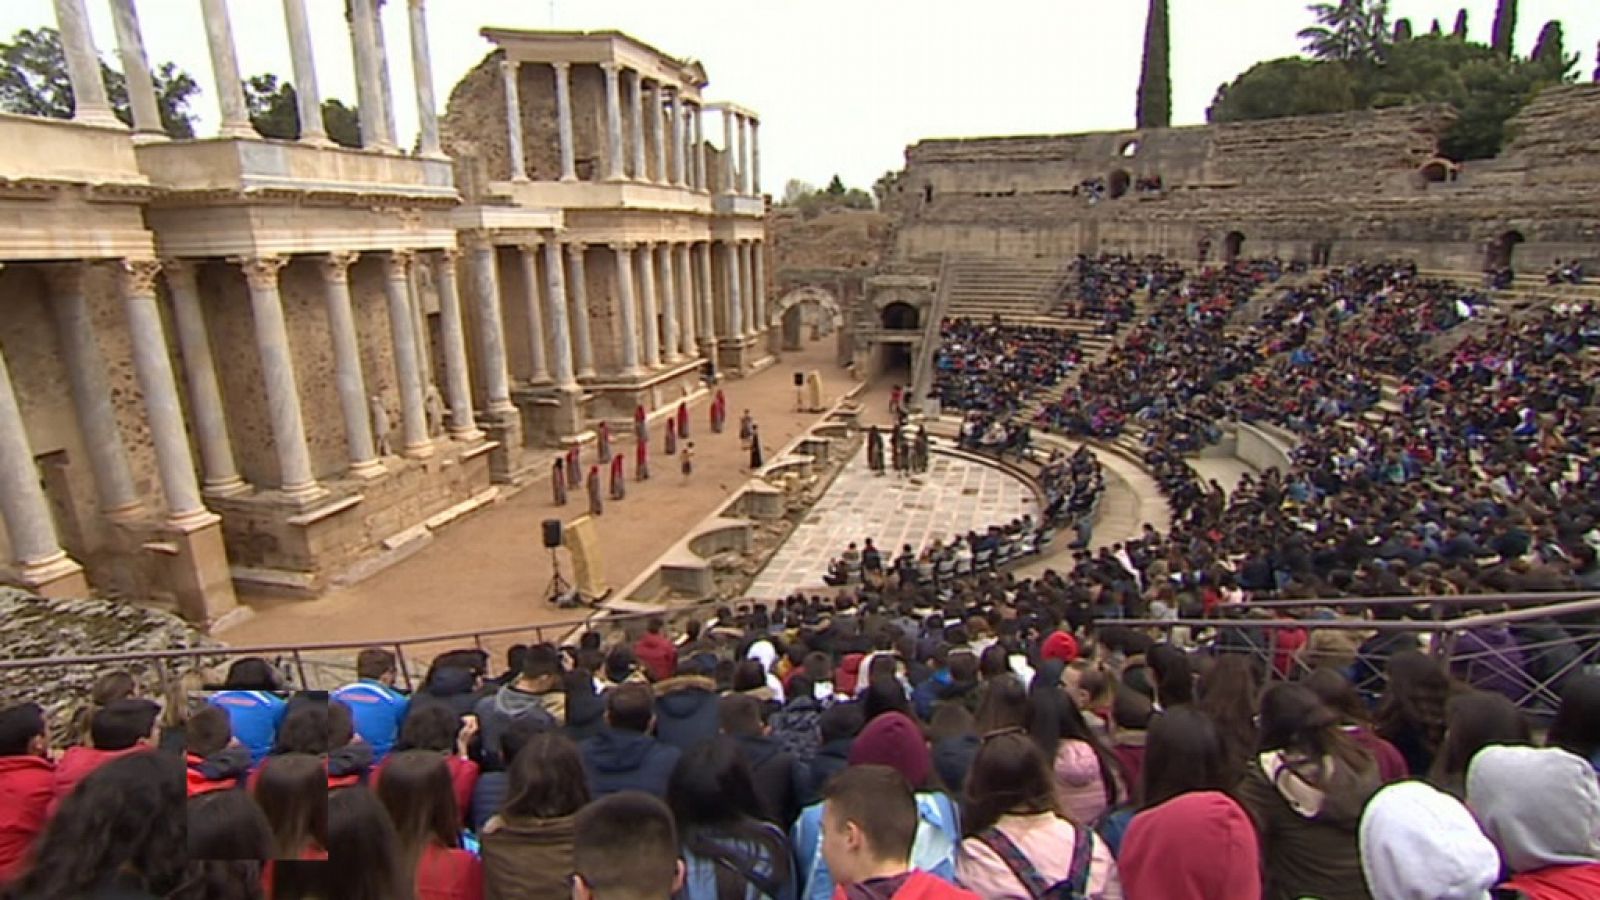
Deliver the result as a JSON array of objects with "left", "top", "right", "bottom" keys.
[
  {"left": 1042, "top": 631, "right": 1080, "bottom": 663},
  {"left": 848, "top": 712, "right": 931, "bottom": 789}
]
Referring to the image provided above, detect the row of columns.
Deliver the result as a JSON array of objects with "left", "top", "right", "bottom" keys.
[
  {"left": 49, "top": 0, "right": 441, "bottom": 155},
  {"left": 716, "top": 107, "right": 761, "bottom": 196},
  {"left": 500, "top": 58, "right": 743, "bottom": 192}
]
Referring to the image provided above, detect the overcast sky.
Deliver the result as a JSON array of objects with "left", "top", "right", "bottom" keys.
[{"left": 3, "top": 1, "right": 1596, "bottom": 193}]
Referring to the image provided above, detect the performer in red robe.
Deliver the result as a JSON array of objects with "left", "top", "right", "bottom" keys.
[
  {"left": 565, "top": 446, "right": 581, "bottom": 488},
  {"left": 586, "top": 465, "right": 603, "bottom": 515},
  {"left": 609, "top": 455, "right": 626, "bottom": 500},
  {"left": 636, "top": 436, "right": 650, "bottom": 481},
  {"left": 676, "top": 401, "right": 689, "bottom": 438}
]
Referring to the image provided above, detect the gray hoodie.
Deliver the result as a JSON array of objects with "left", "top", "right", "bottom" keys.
[{"left": 1467, "top": 745, "right": 1600, "bottom": 874}]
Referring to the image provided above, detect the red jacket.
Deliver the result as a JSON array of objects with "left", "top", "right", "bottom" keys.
[
  {"left": 1503, "top": 863, "right": 1600, "bottom": 900},
  {"left": 371, "top": 755, "right": 480, "bottom": 825},
  {"left": 831, "top": 871, "right": 978, "bottom": 900},
  {"left": 0, "top": 755, "right": 55, "bottom": 885},
  {"left": 48, "top": 746, "right": 148, "bottom": 819},
  {"left": 633, "top": 632, "right": 679, "bottom": 682},
  {"left": 417, "top": 843, "right": 483, "bottom": 900}
]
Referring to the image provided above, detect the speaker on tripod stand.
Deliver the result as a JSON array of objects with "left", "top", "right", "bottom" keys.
[{"left": 542, "top": 519, "right": 581, "bottom": 608}]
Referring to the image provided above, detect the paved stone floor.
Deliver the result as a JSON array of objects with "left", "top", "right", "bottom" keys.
[{"left": 747, "top": 445, "right": 1038, "bottom": 598}]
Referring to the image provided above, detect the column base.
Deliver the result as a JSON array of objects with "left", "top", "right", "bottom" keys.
[
  {"left": 277, "top": 481, "right": 330, "bottom": 506},
  {"left": 203, "top": 476, "right": 252, "bottom": 499},
  {"left": 72, "top": 108, "right": 125, "bottom": 130},
  {"left": 448, "top": 426, "right": 487, "bottom": 444},
  {"left": 217, "top": 121, "right": 258, "bottom": 139},
  {"left": 130, "top": 130, "right": 170, "bottom": 146},
  {"left": 348, "top": 459, "right": 388, "bottom": 480},
  {"left": 299, "top": 134, "right": 338, "bottom": 149},
  {"left": 560, "top": 174, "right": 579, "bottom": 183},
  {"left": 17, "top": 552, "right": 89, "bottom": 598},
  {"left": 166, "top": 508, "right": 222, "bottom": 532},
  {"left": 104, "top": 502, "right": 148, "bottom": 526},
  {"left": 158, "top": 513, "right": 237, "bottom": 626},
  {"left": 403, "top": 440, "right": 437, "bottom": 460}
]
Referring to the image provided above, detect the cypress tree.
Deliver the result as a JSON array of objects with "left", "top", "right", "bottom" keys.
[
  {"left": 1393, "top": 18, "right": 1413, "bottom": 43},
  {"left": 1429, "top": 18, "right": 1442, "bottom": 36},
  {"left": 1453, "top": 9, "right": 1469, "bottom": 39},
  {"left": 1530, "top": 21, "right": 1564, "bottom": 67},
  {"left": 1491, "top": 0, "right": 1517, "bottom": 57},
  {"left": 1136, "top": 0, "right": 1171, "bottom": 128}
]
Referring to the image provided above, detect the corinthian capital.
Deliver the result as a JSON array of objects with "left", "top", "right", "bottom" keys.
[
  {"left": 232, "top": 256, "right": 289, "bottom": 292},
  {"left": 320, "top": 252, "right": 360, "bottom": 284},
  {"left": 116, "top": 259, "right": 164, "bottom": 297}
]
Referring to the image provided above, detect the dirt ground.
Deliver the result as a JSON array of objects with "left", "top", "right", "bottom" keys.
[{"left": 219, "top": 336, "right": 858, "bottom": 665}]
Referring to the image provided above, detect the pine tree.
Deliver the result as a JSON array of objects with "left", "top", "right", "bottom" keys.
[
  {"left": 1453, "top": 9, "right": 1469, "bottom": 39},
  {"left": 1393, "top": 18, "right": 1412, "bottom": 43},
  {"left": 1491, "top": 0, "right": 1517, "bottom": 57},
  {"left": 1429, "top": 18, "right": 1442, "bottom": 36},
  {"left": 1136, "top": 0, "right": 1172, "bottom": 128}
]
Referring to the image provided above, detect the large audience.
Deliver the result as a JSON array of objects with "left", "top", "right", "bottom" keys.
[{"left": 2, "top": 252, "right": 1599, "bottom": 900}]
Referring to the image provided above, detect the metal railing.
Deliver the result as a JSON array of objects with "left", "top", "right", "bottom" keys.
[{"left": 0, "top": 608, "right": 662, "bottom": 694}]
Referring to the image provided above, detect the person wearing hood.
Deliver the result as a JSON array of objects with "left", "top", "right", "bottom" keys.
[
  {"left": 634, "top": 617, "right": 680, "bottom": 683},
  {"left": 1236, "top": 683, "right": 1381, "bottom": 900},
  {"left": 654, "top": 664, "right": 723, "bottom": 752},
  {"left": 791, "top": 712, "right": 960, "bottom": 900},
  {"left": 720, "top": 694, "right": 805, "bottom": 828},
  {"left": 473, "top": 644, "right": 563, "bottom": 770},
  {"left": 183, "top": 705, "right": 251, "bottom": 797},
  {"left": 801, "top": 702, "right": 864, "bottom": 806},
  {"left": 580, "top": 683, "right": 681, "bottom": 799},
  {"left": 1121, "top": 792, "right": 1260, "bottom": 900},
  {"left": 1467, "top": 745, "right": 1600, "bottom": 899},
  {"left": 419, "top": 653, "right": 487, "bottom": 721},
  {"left": 483, "top": 732, "right": 590, "bottom": 900},
  {"left": 1359, "top": 781, "right": 1499, "bottom": 900},
  {"left": 745, "top": 640, "right": 788, "bottom": 703},
  {"left": 0, "top": 703, "right": 55, "bottom": 886}
]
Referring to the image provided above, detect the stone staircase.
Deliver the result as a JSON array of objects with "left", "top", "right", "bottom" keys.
[{"left": 943, "top": 256, "right": 1068, "bottom": 326}]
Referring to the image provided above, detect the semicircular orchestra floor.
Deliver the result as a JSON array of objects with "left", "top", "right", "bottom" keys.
[{"left": 746, "top": 445, "right": 1038, "bottom": 599}]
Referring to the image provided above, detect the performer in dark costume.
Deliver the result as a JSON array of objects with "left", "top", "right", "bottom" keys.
[
  {"left": 597, "top": 421, "right": 612, "bottom": 463},
  {"left": 738, "top": 410, "right": 754, "bottom": 448},
  {"left": 665, "top": 419, "right": 678, "bottom": 455},
  {"left": 609, "top": 454, "right": 626, "bottom": 500},
  {"left": 586, "top": 464, "right": 603, "bottom": 516},
  {"left": 913, "top": 425, "right": 931, "bottom": 474},
  {"left": 867, "top": 425, "right": 885, "bottom": 474},
  {"left": 636, "top": 437, "right": 650, "bottom": 481},
  {"left": 748, "top": 424, "right": 764, "bottom": 470},
  {"left": 711, "top": 390, "right": 727, "bottom": 433},
  {"left": 565, "top": 446, "right": 581, "bottom": 488},
  {"left": 890, "top": 422, "right": 906, "bottom": 474},
  {"left": 553, "top": 458, "right": 568, "bottom": 506}
]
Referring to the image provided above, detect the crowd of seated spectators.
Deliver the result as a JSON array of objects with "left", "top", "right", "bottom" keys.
[
  {"left": 1547, "top": 259, "right": 1588, "bottom": 286},
  {"left": 8, "top": 594, "right": 1600, "bottom": 900},
  {"left": 931, "top": 318, "right": 1081, "bottom": 418},
  {"left": 1057, "top": 254, "right": 1185, "bottom": 333}
]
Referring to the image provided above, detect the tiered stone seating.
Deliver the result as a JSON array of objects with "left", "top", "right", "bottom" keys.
[{"left": 943, "top": 256, "right": 1066, "bottom": 325}]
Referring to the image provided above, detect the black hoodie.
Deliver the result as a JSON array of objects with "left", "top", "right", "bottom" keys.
[
  {"left": 653, "top": 676, "right": 721, "bottom": 752},
  {"left": 732, "top": 734, "right": 805, "bottom": 828}
]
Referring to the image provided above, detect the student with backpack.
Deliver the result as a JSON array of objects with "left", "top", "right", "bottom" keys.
[{"left": 955, "top": 730, "right": 1121, "bottom": 899}]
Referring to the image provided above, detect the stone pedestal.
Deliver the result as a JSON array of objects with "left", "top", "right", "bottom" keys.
[
  {"left": 717, "top": 336, "right": 755, "bottom": 377},
  {"left": 159, "top": 513, "right": 237, "bottom": 625},
  {"left": 18, "top": 557, "right": 91, "bottom": 599},
  {"left": 482, "top": 408, "right": 529, "bottom": 484}
]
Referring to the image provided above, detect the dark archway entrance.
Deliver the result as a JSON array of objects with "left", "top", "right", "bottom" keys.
[
  {"left": 1223, "top": 231, "right": 1246, "bottom": 264},
  {"left": 1484, "top": 230, "right": 1525, "bottom": 273},
  {"left": 1108, "top": 170, "right": 1131, "bottom": 199},
  {"left": 881, "top": 302, "right": 920, "bottom": 331}
]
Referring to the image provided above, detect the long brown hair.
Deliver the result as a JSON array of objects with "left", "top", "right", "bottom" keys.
[
  {"left": 253, "top": 753, "right": 327, "bottom": 858},
  {"left": 375, "top": 751, "right": 460, "bottom": 880},
  {"left": 1197, "top": 655, "right": 1261, "bottom": 784},
  {"left": 73, "top": 670, "right": 136, "bottom": 745},
  {"left": 504, "top": 732, "right": 590, "bottom": 820},
  {"left": 962, "top": 730, "right": 1060, "bottom": 837}
]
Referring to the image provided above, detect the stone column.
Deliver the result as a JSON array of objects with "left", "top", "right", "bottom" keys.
[
  {"left": 696, "top": 242, "right": 716, "bottom": 348},
  {"left": 738, "top": 115, "right": 753, "bottom": 195},
  {"left": 739, "top": 241, "right": 756, "bottom": 336},
  {"left": 517, "top": 244, "right": 549, "bottom": 383},
  {"left": 721, "top": 109, "right": 736, "bottom": 195},
  {"left": 649, "top": 81, "right": 667, "bottom": 184},
  {"left": 164, "top": 261, "right": 247, "bottom": 498},
  {"left": 668, "top": 89, "right": 686, "bottom": 186},
  {"left": 693, "top": 106, "right": 707, "bottom": 191},
  {"left": 371, "top": 0, "right": 399, "bottom": 149},
  {"left": 280, "top": 0, "right": 331, "bottom": 146},
  {"left": 348, "top": 0, "right": 392, "bottom": 150},
  {"left": 0, "top": 332, "right": 86, "bottom": 594},
  {"left": 658, "top": 244, "right": 680, "bottom": 363},
  {"left": 407, "top": 0, "right": 442, "bottom": 157},
  {"left": 542, "top": 237, "right": 577, "bottom": 388},
  {"left": 753, "top": 240, "right": 768, "bottom": 336},
  {"left": 237, "top": 256, "right": 323, "bottom": 501},
  {"left": 566, "top": 243, "right": 595, "bottom": 379},
  {"left": 432, "top": 250, "right": 481, "bottom": 441},
  {"left": 318, "top": 253, "right": 382, "bottom": 476},
  {"left": 552, "top": 62, "right": 577, "bottom": 181},
  {"left": 723, "top": 241, "right": 744, "bottom": 337},
  {"left": 636, "top": 242, "right": 661, "bottom": 368},
  {"left": 601, "top": 62, "right": 625, "bottom": 181},
  {"left": 52, "top": 0, "right": 119, "bottom": 128},
  {"left": 117, "top": 261, "right": 209, "bottom": 524},
  {"left": 611, "top": 243, "right": 642, "bottom": 376},
  {"left": 674, "top": 243, "right": 695, "bottom": 358},
  {"left": 382, "top": 252, "right": 432, "bottom": 458},
  {"left": 199, "top": 0, "right": 255, "bottom": 138},
  {"left": 628, "top": 71, "right": 647, "bottom": 181},
  {"left": 501, "top": 58, "right": 528, "bottom": 182},
  {"left": 750, "top": 118, "right": 762, "bottom": 196},
  {"left": 46, "top": 265, "right": 141, "bottom": 521},
  {"left": 108, "top": 0, "right": 163, "bottom": 137},
  {"left": 44, "top": 264, "right": 139, "bottom": 518},
  {"left": 465, "top": 234, "right": 515, "bottom": 415}
]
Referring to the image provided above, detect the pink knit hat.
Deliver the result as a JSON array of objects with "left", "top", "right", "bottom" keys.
[
  {"left": 1041, "top": 631, "right": 1080, "bottom": 663},
  {"left": 848, "top": 712, "right": 931, "bottom": 788}
]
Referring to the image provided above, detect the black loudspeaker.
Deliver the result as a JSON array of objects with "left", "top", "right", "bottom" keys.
[
  {"left": 542, "top": 519, "right": 563, "bottom": 549},
  {"left": 794, "top": 372, "right": 805, "bottom": 386}
]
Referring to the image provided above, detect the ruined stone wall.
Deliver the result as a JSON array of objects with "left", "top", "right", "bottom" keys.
[{"left": 888, "top": 88, "right": 1600, "bottom": 270}]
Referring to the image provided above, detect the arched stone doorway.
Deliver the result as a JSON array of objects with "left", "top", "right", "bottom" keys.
[
  {"left": 1223, "top": 230, "right": 1246, "bottom": 264},
  {"left": 1108, "top": 169, "right": 1131, "bottom": 199},
  {"left": 881, "top": 302, "right": 920, "bottom": 331},
  {"left": 1484, "top": 230, "right": 1525, "bottom": 273},
  {"left": 768, "top": 286, "right": 844, "bottom": 353}
]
